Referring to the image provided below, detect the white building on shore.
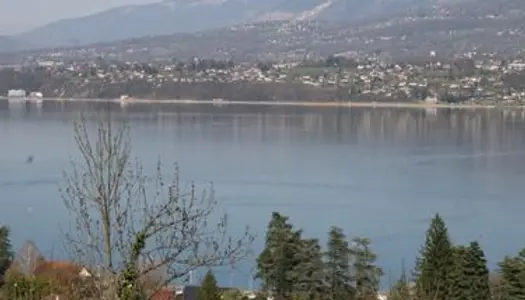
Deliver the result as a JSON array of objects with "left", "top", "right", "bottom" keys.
[
  {"left": 29, "top": 91, "right": 44, "bottom": 104},
  {"left": 7, "top": 89, "right": 27, "bottom": 103},
  {"left": 8, "top": 89, "right": 26, "bottom": 98}
]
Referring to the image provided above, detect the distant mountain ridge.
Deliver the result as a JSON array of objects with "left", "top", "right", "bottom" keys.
[
  {"left": 15, "top": 0, "right": 437, "bottom": 48},
  {"left": 1, "top": 0, "right": 523, "bottom": 55}
]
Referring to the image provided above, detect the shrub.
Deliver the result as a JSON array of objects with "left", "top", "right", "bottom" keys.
[{"left": 2, "top": 271, "right": 56, "bottom": 300}]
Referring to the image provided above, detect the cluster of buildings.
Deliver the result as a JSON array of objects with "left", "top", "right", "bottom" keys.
[
  {"left": 6, "top": 89, "right": 44, "bottom": 103},
  {"left": 3, "top": 51, "right": 525, "bottom": 104}
]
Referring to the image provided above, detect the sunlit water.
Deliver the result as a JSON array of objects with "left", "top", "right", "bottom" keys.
[{"left": 2, "top": 100, "right": 525, "bottom": 289}]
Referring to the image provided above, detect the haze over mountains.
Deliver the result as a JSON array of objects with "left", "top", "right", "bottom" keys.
[
  {"left": 1, "top": 0, "right": 524, "bottom": 55},
  {"left": 0, "top": 36, "right": 32, "bottom": 53},
  {"left": 6, "top": 0, "right": 439, "bottom": 49}
]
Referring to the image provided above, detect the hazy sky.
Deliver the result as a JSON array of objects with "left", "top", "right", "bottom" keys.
[{"left": 0, "top": 0, "right": 158, "bottom": 35}]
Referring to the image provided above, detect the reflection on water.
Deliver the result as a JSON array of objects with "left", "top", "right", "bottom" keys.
[
  {"left": 1, "top": 100, "right": 525, "bottom": 287},
  {"left": 4, "top": 100, "right": 525, "bottom": 145}
]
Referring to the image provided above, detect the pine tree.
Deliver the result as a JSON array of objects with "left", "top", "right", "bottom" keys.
[
  {"left": 351, "top": 237, "right": 383, "bottom": 300},
  {"left": 447, "top": 245, "right": 470, "bottom": 300},
  {"left": 447, "top": 242, "right": 491, "bottom": 300},
  {"left": 256, "top": 212, "right": 304, "bottom": 300},
  {"left": 412, "top": 248, "right": 423, "bottom": 288},
  {"left": 0, "top": 226, "right": 13, "bottom": 284},
  {"left": 467, "top": 241, "right": 490, "bottom": 300},
  {"left": 292, "top": 238, "right": 326, "bottom": 300},
  {"left": 325, "top": 226, "right": 354, "bottom": 300},
  {"left": 414, "top": 213, "right": 454, "bottom": 300},
  {"left": 197, "top": 270, "right": 221, "bottom": 300},
  {"left": 498, "top": 249, "right": 525, "bottom": 300}
]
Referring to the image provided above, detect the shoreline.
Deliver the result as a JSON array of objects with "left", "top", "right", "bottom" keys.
[{"left": 1, "top": 97, "right": 523, "bottom": 109}]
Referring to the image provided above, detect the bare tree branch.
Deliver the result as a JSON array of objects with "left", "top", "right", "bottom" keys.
[{"left": 60, "top": 109, "right": 254, "bottom": 300}]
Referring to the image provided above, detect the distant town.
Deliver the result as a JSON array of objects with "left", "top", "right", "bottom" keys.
[
  {"left": 1, "top": 0, "right": 525, "bottom": 106},
  {"left": 2, "top": 49, "right": 525, "bottom": 105}
]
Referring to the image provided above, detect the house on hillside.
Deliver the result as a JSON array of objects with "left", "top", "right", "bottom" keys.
[
  {"left": 34, "top": 261, "right": 96, "bottom": 300},
  {"left": 7, "top": 241, "right": 95, "bottom": 300},
  {"left": 151, "top": 285, "right": 201, "bottom": 300},
  {"left": 150, "top": 285, "right": 241, "bottom": 300},
  {"left": 150, "top": 289, "right": 176, "bottom": 300},
  {"left": 33, "top": 260, "right": 92, "bottom": 278}
]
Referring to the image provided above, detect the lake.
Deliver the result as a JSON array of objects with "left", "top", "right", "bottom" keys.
[{"left": 1, "top": 100, "right": 525, "bottom": 289}]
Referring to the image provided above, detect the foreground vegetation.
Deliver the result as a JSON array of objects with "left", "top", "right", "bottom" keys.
[
  {"left": 2, "top": 209, "right": 525, "bottom": 300},
  {"left": 0, "top": 113, "right": 524, "bottom": 300}
]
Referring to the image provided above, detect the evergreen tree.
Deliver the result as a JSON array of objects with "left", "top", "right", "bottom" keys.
[
  {"left": 447, "top": 242, "right": 491, "bottom": 300},
  {"left": 467, "top": 241, "right": 490, "bottom": 300},
  {"left": 447, "top": 245, "right": 470, "bottom": 300},
  {"left": 414, "top": 213, "right": 454, "bottom": 300},
  {"left": 197, "top": 270, "right": 221, "bottom": 300},
  {"left": 292, "top": 238, "right": 326, "bottom": 300},
  {"left": 256, "top": 212, "right": 304, "bottom": 300},
  {"left": 411, "top": 247, "right": 423, "bottom": 287},
  {"left": 325, "top": 226, "right": 354, "bottom": 300},
  {"left": 351, "top": 237, "right": 383, "bottom": 300},
  {"left": 0, "top": 226, "right": 13, "bottom": 284},
  {"left": 498, "top": 249, "right": 525, "bottom": 300}
]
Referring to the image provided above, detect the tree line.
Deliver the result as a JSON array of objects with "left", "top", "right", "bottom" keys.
[
  {"left": 0, "top": 115, "right": 524, "bottom": 300},
  {"left": 255, "top": 212, "right": 525, "bottom": 300},
  {"left": 2, "top": 210, "right": 525, "bottom": 300},
  {"left": 193, "top": 213, "right": 525, "bottom": 300}
]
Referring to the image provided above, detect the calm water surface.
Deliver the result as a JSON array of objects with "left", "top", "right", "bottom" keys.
[{"left": 1, "top": 101, "right": 525, "bottom": 287}]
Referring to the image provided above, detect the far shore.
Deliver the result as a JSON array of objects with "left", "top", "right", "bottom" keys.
[{"left": 1, "top": 96, "right": 524, "bottom": 110}]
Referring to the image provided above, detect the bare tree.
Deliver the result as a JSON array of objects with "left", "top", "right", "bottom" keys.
[
  {"left": 60, "top": 111, "right": 253, "bottom": 300},
  {"left": 9, "top": 241, "right": 45, "bottom": 276}
]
